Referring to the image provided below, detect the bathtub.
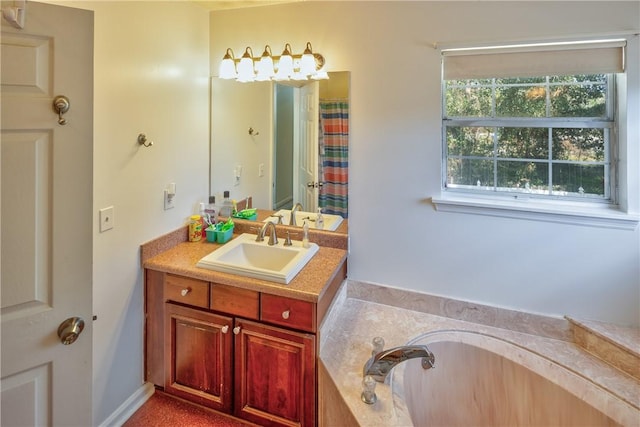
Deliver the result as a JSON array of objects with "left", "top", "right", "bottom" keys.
[{"left": 390, "top": 330, "right": 638, "bottom": 427}]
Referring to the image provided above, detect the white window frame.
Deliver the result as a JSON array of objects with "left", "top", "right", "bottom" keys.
[{"left": 432, "top": 35, "right": 640, "bottom": 230}]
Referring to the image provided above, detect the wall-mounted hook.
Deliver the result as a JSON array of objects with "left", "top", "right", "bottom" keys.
[
  {"left": 248, "top": 127, "right": 259, "bottom": 136},
  {"left": 2, "top": 0, "right": 26, "bottom": 29},
  {"left": 138, "top": 133, "right": 153, "bottom": 147}
]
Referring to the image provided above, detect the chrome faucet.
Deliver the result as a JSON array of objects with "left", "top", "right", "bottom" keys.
[
  {"left": 290, "top": 203, "right": 304, "bottom": 226},
  {"left": 363, "top": 345, "right": 435, "bottom": 382},
  {"left": 256, "top": 220, "right": 279, "bottom": 246}
]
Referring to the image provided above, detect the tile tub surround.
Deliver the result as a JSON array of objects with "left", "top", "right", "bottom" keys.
[{"left": 319, "top": 280, "right": 640, "bottom": 426}]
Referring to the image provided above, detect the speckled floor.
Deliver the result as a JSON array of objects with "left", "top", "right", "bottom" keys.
[{"left": 122, "top": 391, "right": 257, "bottom": 427}]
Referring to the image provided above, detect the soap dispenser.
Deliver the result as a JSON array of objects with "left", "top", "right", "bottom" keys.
[
  {"left": 316, "top": 207, "right": 324, "bottom": 230},
  {"left": 302, "top": 220, "right": 310, "bottom": 248}
]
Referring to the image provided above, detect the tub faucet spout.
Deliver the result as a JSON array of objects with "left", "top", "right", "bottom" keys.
[{"left": 363, "top": 345, "right": 435, "bottom": 382}]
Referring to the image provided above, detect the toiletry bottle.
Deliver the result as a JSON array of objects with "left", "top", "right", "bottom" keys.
[
  {"left": 199, "top": 203, "right": 208, "bottom": 230},
  {"left": 219, "top": 191, "right": 233, "bottom": 217},
  {"left": 302, "top": 220, "right": 310, "bottom": 248},
  {"left": 205, "top": 196, "right": 218, "bottom": 225},
  {"left": 189, "top": 215, "right": 202, "bottom": 242},
  {"left": 316, "top": 207, "right": 324, "bottom": 230}
]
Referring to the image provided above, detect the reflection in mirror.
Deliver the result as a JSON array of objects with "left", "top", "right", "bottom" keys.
[{"left": 210, "top": 71, "right": 349, "bottom": 233}]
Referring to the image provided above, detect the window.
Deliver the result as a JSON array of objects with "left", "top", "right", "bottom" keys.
[
  {"left": 433, "top": 38, "right": 639, "bottom": 229},
  {"left": 443, "top": 74, "right": 614, "bottom": 202}
]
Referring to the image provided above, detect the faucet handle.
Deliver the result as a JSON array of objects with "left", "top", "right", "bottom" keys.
[
  {"left": 284, "top": 231, "right": 292, "bottom": 246},
  {"left": 372, "top": 336, "right": 385, "bottom": 356},
  {"left": 269, "top": 214, "right": 284, "bottom": 224},
  {"left": 361, "top": 375, "right": 377, "bottom": 404}
]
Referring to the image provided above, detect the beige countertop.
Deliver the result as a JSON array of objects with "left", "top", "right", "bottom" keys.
[{"left": 142, "top": 227, "right": 348, "bottom": 303}]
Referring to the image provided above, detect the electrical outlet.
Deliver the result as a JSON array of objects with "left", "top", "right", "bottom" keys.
[
  {"left": 99, "top": 206, "right": 114, "bottom": 232},
  {"left": 258, "top": 163, "right": 264, "bottom": 177}
]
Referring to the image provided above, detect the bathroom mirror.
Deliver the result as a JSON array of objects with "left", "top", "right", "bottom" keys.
[{"left": 210, "top": 71, "right": 350, "bottom": 233}]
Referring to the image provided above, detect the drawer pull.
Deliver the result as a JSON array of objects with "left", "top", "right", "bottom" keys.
[
  {"left": 221, "top": 325, "right": 229, "bottom": 334},
  {"left": 180, "top": 288, "right": 191, "bottom": 297},
  {"left": 233, "top": 326, "right": 241, "bottom": 335},
  {"left": 282, "top": 310, "right": 290, "bottom": 320}
]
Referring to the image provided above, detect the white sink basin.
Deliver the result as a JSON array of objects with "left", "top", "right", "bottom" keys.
[
  {"left": 267, "top": 209, "right": 344, "bottom": 231},
  {"left": 196, "top": 233, "right": 319, "bottom": 284}
]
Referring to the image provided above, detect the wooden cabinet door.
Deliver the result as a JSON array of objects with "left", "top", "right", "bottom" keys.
[
  {"left": 165, "top": 303, "right": 233, "bottom": 412},
  {"left": 234, "top": 318, "right": 316, "bottom": 427}
]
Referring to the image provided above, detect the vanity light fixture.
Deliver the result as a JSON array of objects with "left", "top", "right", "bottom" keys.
[
  {"left": 274, "top": 43, "right": 294, "bottom": 80},
  {"left": 218, "top": 48, "right": 237, "bottom": 79},
  {"left": 218, "top": 42, "right": 328, "bottom": 82},
  {"left": 237, "top": 47, "right": 256, "bottom": 82},
  {"left": 256, "top": 45, "right": 275, "bottom": 81}
]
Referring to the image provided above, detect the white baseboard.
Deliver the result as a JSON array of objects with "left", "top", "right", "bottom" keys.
[{"left": 99, "top": 382, "right": 155, "bottom": 427}]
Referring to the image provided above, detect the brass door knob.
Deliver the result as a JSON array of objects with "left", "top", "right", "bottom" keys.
[{"left": 57, "top": 317, "right": 85, "bottom": 345}]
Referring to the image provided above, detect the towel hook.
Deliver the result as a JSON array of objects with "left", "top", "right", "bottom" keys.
[
  {"left": 137, "top": 133, "right": 153, "bottom": 147},
  {"left": 248, "top": 127, "right": 259, "bottom": 136}
]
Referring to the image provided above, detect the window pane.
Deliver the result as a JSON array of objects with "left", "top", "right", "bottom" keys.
[
  {"left": 445, "top": 85, "right": 492, "bottom": 117},
  {"left": 447, "top": 158, "right": 494, "bottom": 187},
  {"left": 497, "top": 161, "right": 548, "bottom": 192},
  {"left": 496, "top": 85, "right": 547, "bottom": 117},
  {"left": 497, "top": 76, "right": 546, "bottom": 85},
  {"left": 549, "top": 74, "right": 605, "bottom": 84},
  {"left": 497, "top": 127, "right": 548, "bottom": 159},
  {"left": 550, "top": 83, "right": 606, "bottom": 117},
  {"left": 552, "top": 163, "right": 605, "bottom": 196},
  {"left": 552, "top": 128, "right": 605, "bottom": 161},
  {"left": 447, "top": 126, "right": 494, "bottom": 156}
]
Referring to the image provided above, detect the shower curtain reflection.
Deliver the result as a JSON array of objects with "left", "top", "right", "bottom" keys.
[{"left": 319, "top": 100, "right": 349, "bottom": 218}]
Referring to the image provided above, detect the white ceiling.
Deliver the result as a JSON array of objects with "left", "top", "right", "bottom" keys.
[{"left": 191, "top": 0, "right": 302, "bottom": 11}]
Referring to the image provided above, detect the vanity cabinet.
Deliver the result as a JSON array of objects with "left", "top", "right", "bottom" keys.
[
  {"left": 146, "top": 271, "right": 318, "bottom": 427},
  {"left": 234, "top": 318, "right": 315, "bottom": 426},
  {"left": 165, "top": 303, "right": 233, "bottom": 412}
]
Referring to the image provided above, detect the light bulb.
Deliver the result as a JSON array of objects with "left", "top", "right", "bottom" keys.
[
  {"left": 300, "top": 42, "right": 316, "bottom": 76},
  {"left": 237, "top": 47, "right": 255, "bottom": 82},
  {"left": 256, "top": 45, "right": 275, "bottom": 81},
  {"left": 218, "top": 48, "right": 237, "bottom": 79},
  {"left": 274, "top": 43, "right": 294, "bottom": 80}
]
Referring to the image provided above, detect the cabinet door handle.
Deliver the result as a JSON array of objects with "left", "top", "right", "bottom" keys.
[
  {"left": 233, "top": 326, "right": 241, "bottom": 335},
  {"left": 221, "top": 325, "right": 229, "bottom": 334},
  {"left": 180, "top": 288, "right": 191, "bottom": 297},
  {"left": 282, "top": 310, "right": 290, "bottom": 320}
]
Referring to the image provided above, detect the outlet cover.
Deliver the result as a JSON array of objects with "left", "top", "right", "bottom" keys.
[{"left": 99, "top": 206, "right": 114, "bottom": 232}]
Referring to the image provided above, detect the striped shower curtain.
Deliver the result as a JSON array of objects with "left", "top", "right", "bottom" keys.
[{"left": 318, "top": 100, "right": 349, "bottom": 218}]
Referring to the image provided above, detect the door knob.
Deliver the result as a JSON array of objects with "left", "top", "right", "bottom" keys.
[
  {"left": 52, "top": 95, "right": 70, "bottom": 125},
  {"left": 57, "top": 317, "right": 85, "bottom": 345}
]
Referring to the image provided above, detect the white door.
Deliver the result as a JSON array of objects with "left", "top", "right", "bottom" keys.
[
  {"left": 1, "top": 2, "right": 93, "bottom": 426},
  {"left": 295, "top": 81, "right": 319, "bottom": 211}
]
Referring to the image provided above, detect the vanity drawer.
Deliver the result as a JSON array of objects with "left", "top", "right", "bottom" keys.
[
  {"left": 210, "top": 283, "right": 259, "bottom": 320},
  {"left": 261, "top": 294, "right": 316, "bottom": 333},
  {"left": 164, "top": 274, "right": 209, "bottom": 309}
]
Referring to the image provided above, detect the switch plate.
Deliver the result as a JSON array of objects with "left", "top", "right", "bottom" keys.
[
  {"left": 164, "top": 189, "right": 175, "bottom": 210},
  {"left": 234, "top": 164, "right": 242, "bottom": 186},
  {"left": 258, "top": 163, "right": 264, "bottom": 177},
  {"left": 99, "top": 206, "right": 114, "bottom": 232}
]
